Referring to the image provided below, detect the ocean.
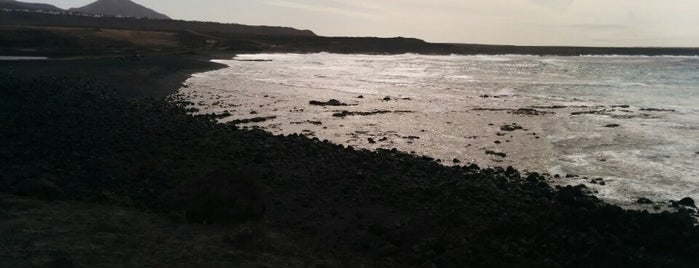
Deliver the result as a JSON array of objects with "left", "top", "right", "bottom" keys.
[{"left": 178, "top": 53, "right": 699, "bottom": 207}]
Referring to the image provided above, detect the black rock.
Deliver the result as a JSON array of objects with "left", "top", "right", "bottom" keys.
[
  {"left": 13, "top": 178, "right": 63, "bottom": 201},
  {"left": 676, "top": 197, "right": 696, "bottom": 208},
  {"left": 162, "top": 170, "right": 266, "bottom": 224},
  {"left": 604, "top": 124, "right": 621, "bottom": 128},
  {"left": 48, "top": 256, "right": 75, "bottom": 268},
  {"left": 309, "top": 99, "right": 348, "bottom": 106},
  {"left": 485, "top": 150, "right": 507, "bottom": 158},
  {"left": 368, "top": 138, "right": 376, "bottom": 144},
  {"left": 383, "top": 96, "right": 391, "bottom": 101},
  {"left": 505, "top": 166, "right": 518, "bottom": 175},
  {"left": 452, "top": 158, "right": 461, "bottom": 164},
  {"left": 526, "top": 173, "right": 541, "bottom": 183},
  {"left": 636, "top": 198, "right": 653, "bottom": 204},
  {"left": 500, "top": 124, "right": 523, "bottom": 132},
  {"left": 467, "top": 163, "right": 480, "bottom": 170},
  {"left": 357, "top": 95, "right": 364, "bottom": 99}
]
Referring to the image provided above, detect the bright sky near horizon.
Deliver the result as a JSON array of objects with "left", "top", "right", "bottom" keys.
[{"left": 25, "top": 0, "right": 699, "bottom": 47}]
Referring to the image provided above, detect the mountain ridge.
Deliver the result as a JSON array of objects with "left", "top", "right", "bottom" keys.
[
  {"left": 69, "top": 0, "right": 170, "bottom": 20},
  {"left": 0, "top": 0, "right": 62, "bottom": 12}
]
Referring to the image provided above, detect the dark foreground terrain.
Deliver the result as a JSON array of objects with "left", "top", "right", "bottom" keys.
[{"left": 1, "top": 58, "right": 699, "bottom": 267}]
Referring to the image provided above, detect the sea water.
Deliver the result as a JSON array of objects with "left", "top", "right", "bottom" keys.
[{"left": 178, "top": 53, "right": 699, "bottom": 207}]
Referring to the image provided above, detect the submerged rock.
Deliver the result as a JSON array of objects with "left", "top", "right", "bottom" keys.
[{"left": 636, "top": 198, "right": 653, "bottom": 204}]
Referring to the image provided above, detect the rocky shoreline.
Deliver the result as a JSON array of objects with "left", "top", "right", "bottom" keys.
[{"left": 2, "top": 58, "right": 699, "bottom": 267}]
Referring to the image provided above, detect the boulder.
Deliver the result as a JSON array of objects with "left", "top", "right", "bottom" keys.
[
  {"left": 675, "top": 197, "right": 696, "bottom": 208},
  {"left": 13, "top": 178, "right": 62, "bottom": 201},
  {"left": 500, "top": 124, "right": 523, "bottom": 132}
]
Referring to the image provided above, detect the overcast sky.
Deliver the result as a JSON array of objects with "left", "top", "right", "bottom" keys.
[{"left": 28, "top": 0, "right": 699, "bottom": 47}]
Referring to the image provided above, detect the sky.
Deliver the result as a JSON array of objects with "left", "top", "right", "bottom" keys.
[{"left": 25, "top": 0, "right": 699, "bottom": 47}]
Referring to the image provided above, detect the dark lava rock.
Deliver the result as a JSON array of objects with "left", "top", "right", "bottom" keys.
[
  {"left": 13, "top": 178, "right": 62, "bottom": 201},
  {"left": 590, "top": 178, "right": 606, "bottom": 185},
  {"left": 228, "top": 116, "right": 276, "bottom": 125},
  {"left": 640, "top": 108, "right": 676, "bottom": 112},
  {"left": 452, "top": 158, "right": 461, "bottom": 164},
  {"left": 485, "top": 150, "right": 507, "bottom": 158},
  {"left": 500, "top": 124, "right": 523, "bottom": 132},
  {"left": 383, "top": 96, "right": 391, "bottom": 101},
  {"left": 511, "top": 108, "right": 554, "bottom": 116},
  {"left": 466, "top": 163, "right": 480, "bottom": 170},
  {"left": 604, "top": 124, "right": 621, "bottom": 128},
  {"left": 526, "top": 173, "right": 542, "bottom": 183},
  {"left": 673, "top": 197, "right": 696, "bottom": 208},
  {"left": 368, "top": 138, "right": 376, "bottom": 144},
  {"left": 636, "top": 198, "right": 653, "bottom": 204},
  {"left": 505, "top": 166, "right": 519, "bottom": 176},
  {"left": 332, "top": 110, "right": 405, "bottom": 118},
  {"left": 555, "top": 185, "right": 598, "bottom": 207},
  {"left": 309, "top": 99, "right": 348, "bottom": 106},
  {"left": 48, "top": 256, "right": 75, "bottom": 268},
  {"left": 163, "top": 170, "right": 265, "bottom": 224},
  {"left": 357, "top": 95, "right": 364, "bottom": 99}
]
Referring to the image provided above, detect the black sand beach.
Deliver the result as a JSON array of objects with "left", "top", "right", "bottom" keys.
[{"left": 2, "top": 55, "right": 699, "bottom": 267}]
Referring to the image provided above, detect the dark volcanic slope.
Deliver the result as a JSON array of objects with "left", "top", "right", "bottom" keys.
[
  {"left": 69, "top": 0, "right": 169, "bottom": 19},
  {"left": 0, "top": 11, "right": 316, "bottom": 37},
  {"left": 0, "top": 0, "right": 62, "bottom": 11}
]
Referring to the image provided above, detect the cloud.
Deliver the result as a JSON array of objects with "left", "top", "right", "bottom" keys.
[
  {"left": 263, "top": 0, "right": 378, "bottom": 19},
  {"left": 529, "top": 0, "right": 574, "bottom": 10},
  {"left": 560, "top": 24, "right": 627, "bottom": 30}
]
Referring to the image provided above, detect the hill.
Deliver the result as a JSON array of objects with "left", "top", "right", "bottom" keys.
[
  {"left": 0, "top": 0, "right": 62, "bottom": 12},
  {"left": 69, "top": 0, "right": 170, "bottom": 19},
  {"left": 0, "top": 10, "right": 316, "bottom": 37}
]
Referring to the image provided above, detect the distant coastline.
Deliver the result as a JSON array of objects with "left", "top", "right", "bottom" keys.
[{"left": 2, "top": 10, "right": 698, "bottom": 59}]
